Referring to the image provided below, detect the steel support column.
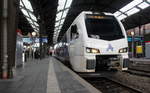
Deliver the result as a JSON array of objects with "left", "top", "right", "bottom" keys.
[
  {"left": 0, "top": 0, "right": 8, "bottom": 79},
  {"left": 0, "top": 0, "right": 18, "bottom": 79},
  {"left": 39, "top": 21, "right": 46, "bottom": 59},
  {"left": 39, "top": 21, "right": 43, "bottom": 59},
  {"left": 0, "top": 0, "right": 4, "bottom": 78}
]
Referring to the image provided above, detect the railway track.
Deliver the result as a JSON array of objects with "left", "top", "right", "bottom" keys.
[
  {"left": 128, "top": 68, "right": 150, "bottom": 73},
  {"left": 82, "top": 76, "right": 142, "bottom": 93}
]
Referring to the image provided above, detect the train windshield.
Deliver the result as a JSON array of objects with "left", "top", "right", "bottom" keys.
[{"left": 85, "top": 15, "right": 124, "bottom": 40}]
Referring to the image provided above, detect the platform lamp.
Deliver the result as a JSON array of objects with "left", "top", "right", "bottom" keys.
[
  {"left": 31, "top": 32, "right": 37, "bottom": 59},
  {"left": 31, "top": 31, "right": 36, "bottom": 44},
  {"left": 32, "top": 32, "right": 36, "bottom": 37},
  {"left": 131, "top": 31, "right": 135, "bottom": 58}
]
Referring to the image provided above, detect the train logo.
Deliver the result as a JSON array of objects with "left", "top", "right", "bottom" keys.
[{"left": 106, "top": 44, "right": 113, "bottom": 52}]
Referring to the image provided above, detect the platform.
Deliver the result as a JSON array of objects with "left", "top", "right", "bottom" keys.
[
  {"left": 129, "top": 58, "right": 150, "bottom": 72},
  {"left": 0, "top": 57, "right": 101, "bottom": 93},
  {"left": 130, "top": 58, "right": 150, "bottom": 64}
]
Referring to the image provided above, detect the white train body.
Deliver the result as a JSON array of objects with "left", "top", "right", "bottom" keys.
[{"left": 54, "top": 11, "right": 129, "bottom": 72}]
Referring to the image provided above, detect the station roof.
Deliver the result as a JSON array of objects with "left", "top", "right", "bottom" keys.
[
  {"left": 18, "top": 10, "right": 34, "bottom": 35},
  {"left": 19, "top": 0, "right": 58, "bottom": 44},
  {"left": 18, "top": 0, "right": 150, "bottom": 45},
  {"left": 57, "top": 0, "right": 150, "bottom": 41}
]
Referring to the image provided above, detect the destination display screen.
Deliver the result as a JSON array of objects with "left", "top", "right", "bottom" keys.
[
  {"left": 86, "top": 14, "right": 114, "bottom": 19},
  {"left": 85, "top": 14, "right": 124, "bottom": 40}
]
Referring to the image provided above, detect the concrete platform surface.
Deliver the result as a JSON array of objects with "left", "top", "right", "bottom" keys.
[
  {"left": 130, "top": 58, "right": 150, "bottom": 64},
  {"left": 129, "top": 58, "right": 150, "bottom": 72},
  {"left": 0, "top": 57, "right": 101, "bottom": 93}
]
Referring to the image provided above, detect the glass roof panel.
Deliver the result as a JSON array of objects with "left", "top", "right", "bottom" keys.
[
  {"left": 138, "top": 2, "right": 149, "bottom": 9},
  {"left": 29, "top": 13, "right": 37, "bottom": 21},
  {"left": 118, "top": 14, "right": 127, "bottom": 20},
  {"left": 62, "top": 12, "right": 67, "bottom": 18},
  {"left": 20, "top": 0, "right": 39, "bottom": 32},
  {"left": 57, "top": 0, "right": 66, "bottom": 11},
  {"left": 65, "top": 0, "right": 73, "bottom": 8},
  {"left": 54, "top": 0, "right": 73, "bottom": 42},
  {"left": 54, "top": 31, "right": 57, "bottom": 34},
  {"left": 34, "top": 29, "right": 38, "bottom": 32},
  {"left": 27, "top": 18, "right": 33, "bottom": 24},
  {"left": 61, "top": 19, "right": 65, "bottom": 23},
  {"left": 22, "top": 0, "right": 33, "bottom": 11},
  {"left": 54, "top": 27, "right": 58, "bottom": 30},
  {"left": 56, "top": 12, "right": 63, "bottom": 21},
  {"left": 147, "top": 0, "right": 150, "bottom": 3},
  {"left": 31, "top": 25, "right": 36, "bottom": 29},
  {"left": 120, "top": 0, "right": 143, "bottom": 12},
  {"left": 114, "top": 11, "right": 122, "bottom": 17},
  {"left": 34, "top": 22, "right": 39, "bottom": 27},
  {"left": 59, "top": 25, "right": 62, "bottom": 29},
  {"left": 58, "top": 27, "right": 61, "bottom": 30},
  {"left": 62, "top": 9, "right": 69, "bottom": 18},
  {"left": 55, "top": 22, "right": 60, "bottom": 27},
  {"left": 20, "top": 0, "right": 24, "bottom": 6},
  {"left": 58, "top": 30, "right": 61, "bottom": 33},
  {"left": 60, "top": 20, "right": 65, "bottom": 25},
  {"left": 113, "top": 0, "right": 150, "bottom": 20},
  {"left": 126, "top": 7, "right": 140, "bottom": 16},
  {"left": 21, "top": 9, "right": 29, "bottom": 17}
]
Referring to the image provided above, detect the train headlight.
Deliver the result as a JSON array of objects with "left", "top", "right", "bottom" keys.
[
  {"left": 91, "top": 49, "right": 99, "bottom": 53},
  {"left": 119, "top": 47, "right": 128, "bottom": 53},
  {"left": 86, "top": 48, "right": 91, "bottom": 53},
  {"left": 86, "top": 47, "right": 100, "bottom": 53}
]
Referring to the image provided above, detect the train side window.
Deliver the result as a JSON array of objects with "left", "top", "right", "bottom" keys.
[{"left": 71, "top": 25, "right": 79, "bottom": 40}]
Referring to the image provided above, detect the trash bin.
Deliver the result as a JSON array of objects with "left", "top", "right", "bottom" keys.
[{"left": 136, "top": 45, "right": 143, "bottom": 58}]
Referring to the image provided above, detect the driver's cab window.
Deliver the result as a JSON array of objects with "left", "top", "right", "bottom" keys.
[{"left": 71, "top": 25, "right": 79, "bottom": 41}]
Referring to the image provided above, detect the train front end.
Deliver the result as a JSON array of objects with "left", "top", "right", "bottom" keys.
[{"left": 82, "top": 12, "right": 129, "bottom": 72}]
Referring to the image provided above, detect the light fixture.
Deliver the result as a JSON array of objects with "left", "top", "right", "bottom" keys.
[
  {"left": 32, "top": 32, "right": 36, "bottom": 36},
  {"left": 131, "top": 31, "right": 135, "bottom": 36}
]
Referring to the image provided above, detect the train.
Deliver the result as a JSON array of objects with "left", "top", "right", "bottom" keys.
[{"left": 54, "top": 11, "right": 129, "bottom": 72}]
